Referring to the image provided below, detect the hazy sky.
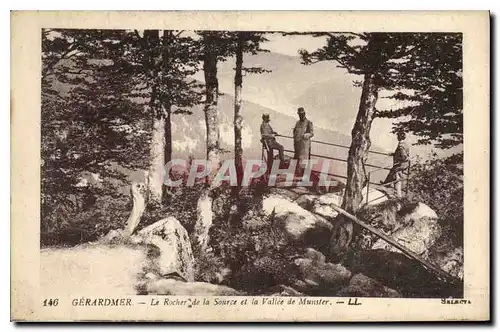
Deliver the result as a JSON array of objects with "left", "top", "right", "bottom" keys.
[{"left": 264, "top": 33, "right": 327, "bottom": 57}]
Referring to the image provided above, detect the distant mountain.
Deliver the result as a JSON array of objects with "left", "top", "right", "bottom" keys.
[
  {"left": 198, "top": 52, "right": 365, "bottom": 136},
  {"left": 171, "top": 91, "right": 390, "bottom": 182}
]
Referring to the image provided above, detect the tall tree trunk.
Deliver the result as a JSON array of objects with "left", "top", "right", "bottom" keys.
[
  {"left": 203, "top": 34, "right": 221, "bottom": 171},
  {"left": 162, "top": 30, "right": 173, "bottom": 165},
  {"left": 164, "top": 105, "right": 172, "bottom": 165},
  {"left": 144, "top": 30, "right": 165, "bottom": 205},
  {"left": 234, "top": 34, "right": 244, "bottom": 188},
  {"left": 193, "top": 34, "right": 220, "bottom": 255},
  {"left": 147, "top": 104, "right": 165, "bottom": 205},
  {"left": 330, "top": 72, "right": 379, "bottom": 258}
]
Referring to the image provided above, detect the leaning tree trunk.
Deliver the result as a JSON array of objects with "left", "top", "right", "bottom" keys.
[
  {"left": 101, "top": 182, "right": 146, "bottom": 242},
  {"left": 234, "top": 34, "right": 244, "bottom": 189},
  {"left": 123, "top": 182, "right": 147, "bottom": 236},
  {"left": 330, "top": 73, "right": 379, "bottom": 258}
]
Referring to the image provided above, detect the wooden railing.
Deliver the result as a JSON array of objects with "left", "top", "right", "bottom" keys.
[{"left": 263, "top": 134, "right": 411, "bottom": 201}]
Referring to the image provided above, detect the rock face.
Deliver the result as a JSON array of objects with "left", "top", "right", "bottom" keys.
[
  {"left": 262, "top": 195, "right": 333, "bottom": 248},
  {"left": 295, "top": 194, "right": 318, "bottom": 210},
  {"left": 145, "top": 278, "right": 242, "bottom": 296},
  {"left": 371, "top": 202, "right": 441, "bottom": 256},
  {"left": 138, "top": 217, "right": 195, "bottom": 282},
  {"left": 337, "top": 273, "right": 401, "bottom": 298},
  {"left": 312, "top": 193, "right": 342, "bottom": 219}
]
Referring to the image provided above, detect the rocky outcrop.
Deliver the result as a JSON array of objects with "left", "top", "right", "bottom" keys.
[
  {"left": 138, "top": 217, "right": 195, "bottom": 282},
  {"left": 262, "top": 195, "right": 333, "bottom": 249},
  {"left": 312, "top": 193, "right": 342, "bottom": 219},
  {"left": 371, "top": 202, "right": 441, "bottom": 256},
  {"left": 355, "top": 199, "right": 442, "bottom": 257},
  {"left": 337, "top": 273, "right": 401, "bottom": 297},
  {"left": 295, "top": 194, "right": 318, "bottom": 210}
]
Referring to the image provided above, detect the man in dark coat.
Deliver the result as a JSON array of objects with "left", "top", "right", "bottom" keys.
[
  {"left": 293, "top": 107, "right": 314, "bottom": 162},
  {"left": 382, "top": 132, "right": 410, "bottom": 197},
  {"left": 260, "top": 113, "right": 285, "bottom": 164}
]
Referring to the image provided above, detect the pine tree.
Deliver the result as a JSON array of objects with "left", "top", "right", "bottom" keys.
[
  {"left": 299, "top": 32, "right": 463, "bottom": 255},
  {"left": 41, "top": 29, "right": 202, "bottom": 214},
  {"left": 41, "top": 29, "right": 151, "bottom": 238}
]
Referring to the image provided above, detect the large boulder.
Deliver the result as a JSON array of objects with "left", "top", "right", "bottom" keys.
[
  {"left": 145, "top": 278, "right": 242, "bottom": 296},
  {"left": 138, "top": 217, "right": 195, "bottom": 282},
  {"left": 312, "top": 193, "right": 342, "bottom": 219},
  {"left": 337, "top": 273, "right": 401, "bottom": 298},
  {"left": 371, "top": 202, "right": 441, "bottom": 256},
  {"left": 295, "top": 194, "right": 318, "bottom": 210},
  {"left": 262, "top": 195, "right": 333, "bottom": 249}
]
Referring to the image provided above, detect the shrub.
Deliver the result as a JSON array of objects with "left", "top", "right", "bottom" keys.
[{"left": 407, "top": 152, "right": 463, "bottom": 247}]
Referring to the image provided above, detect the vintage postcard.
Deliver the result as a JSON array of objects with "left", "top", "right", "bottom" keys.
[{"left": 11, "top": 11, "right": 490, "bottom": 322}]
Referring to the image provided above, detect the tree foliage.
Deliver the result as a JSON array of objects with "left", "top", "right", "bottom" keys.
[
  {"left": 408, "top": 153, "right": 464, "bottom": 246},
  {"left": 299, "top": 32, "right": 463, "bottom": 149},
  {"left": 41, "top": 29, "right": 202, "bottom": 242}
]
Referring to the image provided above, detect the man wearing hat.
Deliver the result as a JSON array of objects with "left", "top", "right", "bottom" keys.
[
  {"left": 293, "top": 107, "right": 314, "bottom": 164},
  {"left": 260, "top": 113, "right": 285, "bottom": 164},
  {"left": 381, "top": 131, "right": 410, "bottom": 197}
]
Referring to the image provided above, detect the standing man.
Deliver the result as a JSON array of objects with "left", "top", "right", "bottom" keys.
[
  {"left": 382, "top": 132, "right": 410, "bottom": 197},
  {"left": 260, "top": 113, "right": 285, "bottom": 164},
  {"left": 293, "top": 107, "right": 314, "bottom": 170}
]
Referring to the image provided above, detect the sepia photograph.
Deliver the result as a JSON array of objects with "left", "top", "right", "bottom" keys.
[{"left": 11, "top": 11, "right": 489, "bottom": 322}]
